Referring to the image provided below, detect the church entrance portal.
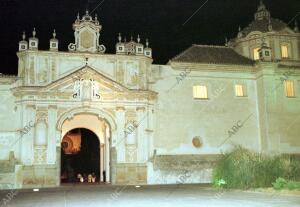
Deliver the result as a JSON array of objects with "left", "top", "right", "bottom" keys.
[
  {"left": 58, "top": 112, "right": 112, "bottom": 185},
  {"left": 61, "top": 128, "right": 101, "bottom": 183}
]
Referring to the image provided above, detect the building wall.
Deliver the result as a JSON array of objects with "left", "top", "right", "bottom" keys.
[{"left": 0, "top": 51, "right": 300, "bottom": 188}]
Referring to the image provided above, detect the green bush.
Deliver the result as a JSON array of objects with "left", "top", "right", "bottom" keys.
[
  {"left": 212, "top": 147, "right": 300, "bottom": 189},
  {"left": 272, "top": 177, "right": 288, "bottom": 190},
  {"left": 272, "top": 177, "right": 300, "bottom": 190}
]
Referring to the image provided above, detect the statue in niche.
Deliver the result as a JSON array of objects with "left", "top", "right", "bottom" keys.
[
  {"left": 73, "top": 80, "right": 81, "bottom": 98},
  {"left": 127, "top": 63, "right": 138, "bottom": 86},
  {"left": 82, "top": 80, "right": 91, "bottom": 100},
  {"left": 91, "top": 80, "right": 100, "bottom": 99}
]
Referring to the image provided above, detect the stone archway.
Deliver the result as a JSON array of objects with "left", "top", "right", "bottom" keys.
[{"left": 56, "top": 107, "right": 117, "bottom": 185}]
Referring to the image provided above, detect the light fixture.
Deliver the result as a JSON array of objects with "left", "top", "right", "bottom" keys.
[
  {"left": 135, "top": 185, "right": 141, "bottom": 188},
  {"left": 33, "top": 189, "right": 39, "bottom": 192}
]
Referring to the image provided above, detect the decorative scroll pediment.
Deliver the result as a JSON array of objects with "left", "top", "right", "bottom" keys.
[
  {"left": 68, "top": 10, "right": 106, "bottom": 53},
  {"left": 11, "top": 66, "right": 157, "bottom": 101}
]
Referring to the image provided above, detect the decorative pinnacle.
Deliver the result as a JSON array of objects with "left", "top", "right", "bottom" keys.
[
  {"left": 77, "top": 12, "right": 80, "bottom": 20},
  {"left": 85, "top": 9, "right": 89, "bottom": 15},
  {"left": 22, "top": 31, "right": 26, "bottom": 40},
  {"left": 238, "top": 25, "right": 241, "bottom": 32},
  {"left": 146, "top": 39, "right": 149, "bottom": 47},
  {"left": 137, "top": 34, "right": 140, "bottom": 43},
  {"left": 32, "top": 28, "right": 36, "bottom": 37},
  {"left": 118, "top": 33, "right": 122, "bottom": 43},
  {"left": 95, "top": 13, "right": 98, "bottom": 21},
  {"left": 53, "top": 29, "right": 56, "bottom": 38},
  {"left": 295, "top": 20, "right": 299, "bottom": 32}
]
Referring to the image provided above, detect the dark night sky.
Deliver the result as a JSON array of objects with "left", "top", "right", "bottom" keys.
[{"left": 0, "top": 0, "right": 299, "bottom": 75}]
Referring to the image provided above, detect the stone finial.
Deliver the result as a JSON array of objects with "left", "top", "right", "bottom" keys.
[
  {"left": 137, "top": 34, "right": 141, "bottom": 43},
  {"left": 53, "top": 29, "right": 56, "bottom": 39},
  {"left": 268, "top": 18, "right": 272, "bottom": 31},
  {"left": 95, "top": 13, "right": 98, "bottom": 21},
  {"left": 22, "top": 31, "right": 26, "bottom": 40},
  {"left": 294, "top": 21, "right": 299, "bottom": 32},
  {"left": 32, "top": 28, "right": 36, "bottom": 37},
  {"left": 86, "top": 9, "right": 89, "bottom": 15},
  {"left": 118, "top": 33, "right": 122, "bottom": 43},
  {"left": 146, "top": 39, "right": 149, "bottom": 48}
]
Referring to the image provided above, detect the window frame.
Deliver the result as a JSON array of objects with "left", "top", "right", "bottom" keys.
[
  {"left": 284, "top": 80, "right": 295, "bottom": 98},
  {"left": 193, "top": 85, "right": 208, "bottom": 100},
  {"left": 234, "top": 84, "right": 247, "bottom": 97},
  {"left": 281, "top": 44, "right": 289, "bottom": 59}
]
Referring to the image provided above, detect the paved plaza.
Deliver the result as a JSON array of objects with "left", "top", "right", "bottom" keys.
[{"left": 1, "top": 184, "right": 299, "bottom": 207}]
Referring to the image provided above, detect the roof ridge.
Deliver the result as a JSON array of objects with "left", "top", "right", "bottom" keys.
[
  {"left": 170, "top": 45, "right": 194, "bottom": 61},
  {"left": 192, "top": 44, "right": 229, "bottom": 48}
]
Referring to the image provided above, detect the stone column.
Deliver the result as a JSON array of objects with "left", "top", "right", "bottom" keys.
[
  {"left": 115, "top": 107, "right": 126, "bottom": 162},
  {"left": 47, "top": 106, "right": 57, "bottom": 164},
  {"left": 34, "top": 118, "right": 48, "bottom": 165},
  {"left": 147, "top": 106, "right": 154, "bottom": 158},
  {"left": 105, "top": 124, "right": 111, "bottom": 182},
  {"left": 100, "top": 144, "right": 104, "bottom": 182},
  {"left": 136, "top": 107, "right": 146, "bottom": 162},
  {"left": 20, "top": 105, "right": 35, "bottom": 165}
]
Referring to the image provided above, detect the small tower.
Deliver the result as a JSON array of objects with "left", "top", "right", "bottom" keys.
[
  {"left": 144, "top": 39, "right": 152, "bottom": 58},
  {"left": 18, "top": 32, "right": 28, "bottom": 51},
  {"left": 237, "top": 26, "right": 243, "bottom": 38},
  {"left": 254, "top": 0, "right": 271, "bottom": 21},
  {"left": 116, "top": 33, "right": 125, "bottom": 54},
  {"left": 29, "top": 28, "right": 39, "bottom": 50},
  {"left": 135, "top": 35, "right": 144, "bottom": 55},
  {"left": 258, "top": 38, "right": 272, "bottom": 61},
  {"left": 49, "top": 29, "right": 59, "bottom": 51}
]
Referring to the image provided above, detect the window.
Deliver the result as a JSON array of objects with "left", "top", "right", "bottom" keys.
[
  {"left": 253, "top": 48, "right": 260, "bottom": 60},
  {"left": 235, "top": 84, "right": 246, "bottom": 97},
  {"left": 284, "top": 80, "right": 295, "bottom": 97},
  {"left": 193, "top": 85, "right": 208, "bottom": 99},
  {"left": 281, "top": 45, "right": 289, "bottom": 58},
  {"left": 265, "top": 51, "right": 270, "bottom": 56}
]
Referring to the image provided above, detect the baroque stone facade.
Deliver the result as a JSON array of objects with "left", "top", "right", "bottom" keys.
[{"left": 0, "top": 1, "right": 300, "bottom": 189}]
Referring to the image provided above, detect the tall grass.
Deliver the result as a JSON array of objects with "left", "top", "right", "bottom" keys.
[{"left": 213, "top": 147, "right": 300, "bottom": 189}]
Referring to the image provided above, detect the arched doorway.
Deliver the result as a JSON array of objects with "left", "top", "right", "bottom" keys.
[
  {"left": 61, "top": 128, "right": 101, "bottom": 183},
  {"left": 58, "top": 112, "right": 113, "bottom": 184}
]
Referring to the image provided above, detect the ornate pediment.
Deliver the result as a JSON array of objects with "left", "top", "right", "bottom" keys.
[
  {"left": 12, "top": 66, "right": 157, "bottom": 101},
  {"left": 68, "top": 10, "right": 105, "bottom": 53}
]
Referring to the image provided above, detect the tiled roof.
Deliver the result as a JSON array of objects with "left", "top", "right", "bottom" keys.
[
  {"left": 170, "top": 45, "right": 255, "bottom": 65},
  {"left": 241, "top": 18, "right": 288, "bottom": 36}
]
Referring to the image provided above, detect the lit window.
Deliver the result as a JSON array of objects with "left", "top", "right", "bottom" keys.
[
  {"left": 193, "top": 85, "right": 208, "bottom": 99},
  {"left": 253, "top": 48, "right": 260, "bottom": 60},
  {"left": 284, "top": 80, "right": 295, "bottom": 97},
  {"left": 235, "top": 84, "right": 245, "bottom": 97},
  {"left": 281, "top": 45, "right": 289, "bottom": 58}
]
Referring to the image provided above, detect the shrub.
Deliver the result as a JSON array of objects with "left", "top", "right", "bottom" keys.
[
  {"left": 272, "top": 177, "right": 300, "bottom": 190},
  {"left": 272, "top": 177, "right": 288, "bottom": 190},
  {"left": 213, "top": 147, "right": 300, "bottom": 189}
]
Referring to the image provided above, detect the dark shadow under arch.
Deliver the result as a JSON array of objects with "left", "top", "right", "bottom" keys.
[{"left": 61, "top": 128, "right": 100, "bottom": 183}]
